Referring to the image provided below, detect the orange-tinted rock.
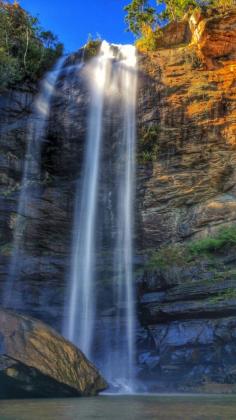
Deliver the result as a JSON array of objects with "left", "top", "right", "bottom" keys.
[
  {"left": 191, "top": 9, "right": 236, "bottom": 69},
  {"left": 156, "top": 21, "right": 191, "bottom": 49},
  {"left": 189, "top": 8, "right": 203, "bottom": 33},
  {"left": 137, "top": 8, "right": 236, "bottom": 249}
]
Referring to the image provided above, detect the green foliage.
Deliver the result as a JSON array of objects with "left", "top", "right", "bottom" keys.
[
  {"left": 147, "top": 243, "right": 187, "bottom": 269},
  {"left": 135, "top": 24, "right": 162, "bottom": 52},
  {"left": 125, "top": 0, "right": 199, "bottom": 35},
  {"left": 138, "top": 124, "right": 160, "bottom": 162},
  {"left": 157, "top": 0, "right": 198, "bottom": 22},
  {"left": 124, "top": 0, "right": 157, "bottom": 36},
  {"left": 0, "top": 47, "right": 21, "bottom": 87},
  {"left": 146, "top": 225, "right": 236, "bottom": 271},
  {"left": 84, "top": 35, "right": 101, "bottom": 59},
  {"left": 189, "top": 226, "right": 236, "bottom": 255},
  {"left": 0, "top": 1, "right": 63, "bottom": 90},
  {"left": 124, "top": 0, "right": 235, "bottom": 39}
]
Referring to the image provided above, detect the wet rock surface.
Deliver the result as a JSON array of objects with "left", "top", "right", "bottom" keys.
[
  {"left": 0, "top": 308, "right": 106, "bottom": 398},
  {"left": 137, "top": 316, "right": 236, "bottom": 392},
  {"left": 137, "top": 244, "right": 236, "bottom": 392}
]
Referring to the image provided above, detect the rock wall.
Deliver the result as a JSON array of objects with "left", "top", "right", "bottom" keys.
[
  {"left": 0, "top": 78, "right": 76, "bottom": 329},
  {"left": 136, "top": 7, "right": 236, "bottom": 391},
  {"left": 137, "top": 8, "right": 236, "bottom": 249}
]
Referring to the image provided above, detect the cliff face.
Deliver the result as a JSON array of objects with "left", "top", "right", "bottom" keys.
[
  {"left": 0, "top": 86, "right": 34, "bottom": 292},
  {"left": 137, "top": 8, "right": 236, "bottom": 249},
  {"left": 0, "top": 8, "right": 236, "bottom": 392},
  {"left": 136, "top": 7, "right": 236, "bottom": 391},
  {"left": 0, "top": 82, "right": 74, "bottom": 330}
]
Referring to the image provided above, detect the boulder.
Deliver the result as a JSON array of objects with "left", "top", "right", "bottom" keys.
[{"left": 0, "top": 308, "right": 107, "bottom": 398}]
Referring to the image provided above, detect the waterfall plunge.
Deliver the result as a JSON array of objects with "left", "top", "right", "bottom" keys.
[
  {"left": 3, "top": 56, "right": 67, "bottom": 307},
  {"left": 65, "top": 41, "right": 137, "bottom": 392}
]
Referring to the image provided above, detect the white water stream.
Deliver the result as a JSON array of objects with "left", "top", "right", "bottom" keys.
[{"left": 65, "top": 41, "right": 137, "bottom": 391}]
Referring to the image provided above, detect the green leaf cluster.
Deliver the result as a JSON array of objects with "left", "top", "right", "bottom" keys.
[
  {"left": 124, "top": 0, "right": 157, "bottom": 36},
  {"left": 0, "top": 1, "right": 63, "bottom": 90},
  {"left": 84, "top": 35, "right": 101, "bottom": 59},
  {"left": 138, "top": 124, "right": 160, "bottom": 162},
  {"left": 189, "top": 226, "right": 236, "bottom": 255},
  {"left": 159, "top": 0, "right": 199, "bottom": 21},
  {"left": 147, "top": 225, "right": 236, "bottom": 271}
]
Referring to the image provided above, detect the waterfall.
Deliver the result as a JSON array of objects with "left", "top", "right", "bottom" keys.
[
  {"left": 112, "top": 45, "right": 137, "bottom": 391},
  {"left": 65, "top": 41, "right": 137, "bottom": 392},
  {"left": 3, "top": 56, "right": 67, "bottom": 307},
  {"left": 66, "top": 43, "right": 113, "bottom": 356}
]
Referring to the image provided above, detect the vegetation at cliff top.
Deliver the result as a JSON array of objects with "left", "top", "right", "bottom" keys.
[
  {"left": 125, "top": 0, "right": 235, "bottom": 51},
  {"left": 84, "top": 35, "right": 101, "bottom": 59},
  {"left": 0, "top": 1, "right": 63, "bottom": 90},
  {"left": 147, "top": 225, "right": 236, "bottom": 270}
]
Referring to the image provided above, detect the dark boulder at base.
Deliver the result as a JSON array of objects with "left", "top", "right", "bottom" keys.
[{"left": 0, "top": 308, "right": 107, "bottom": 398}]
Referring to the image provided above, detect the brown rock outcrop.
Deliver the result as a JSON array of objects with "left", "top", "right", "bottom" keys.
[
  {"left": 136, "top": 7, "right": 236, "bottom": 390},
  {"left": 154, "top": 20, "right": 191, "bottom": 49},
  {"left": 137, "top": 8, "right": 236, "bottom": 249},
  {"left": 191, "top": 8, "right": 236, "bottom": 69},
  {"left": 0, "top": 309, "right": 107, "bottom": 398}
]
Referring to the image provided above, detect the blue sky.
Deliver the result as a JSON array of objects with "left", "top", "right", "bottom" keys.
[{"left": 19, "top": 0, "right": 154, "bottom": 53}]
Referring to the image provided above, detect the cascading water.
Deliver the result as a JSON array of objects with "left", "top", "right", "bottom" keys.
[
  {"left": 66, "top": 43, "right": 113, "bottom": 357},
  {"left": 64, "top": 41, "right": 137, "bottom": 392},
  {"left": 3, "top": 56, "right": 67, "bottom": 307},
  {"left": 111, "top": 45, "right": 137, "bottom": 391}
]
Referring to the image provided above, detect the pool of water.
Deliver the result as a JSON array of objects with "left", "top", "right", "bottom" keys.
[{"left": 1, "top": 395, "right": 236, "bottom": 419}]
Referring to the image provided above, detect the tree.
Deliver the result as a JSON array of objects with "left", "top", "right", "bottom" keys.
[
  {"left": 124, "top": 0, "right": 157, "bottom": 36},
  {"left": 0, "top": 1, "right": 63, "bottom": 89},
  {"left": 124, "top": 0, "right": 198, "bottom": 35},
  {"left": 0, "top": 46, "right": 20, "bottom": 87},
  {"left": 124, "top": 0, "right": 233, "bottom": 35},
  {"left": 156, "top": 0, "right": 198, "bottom": 22}
]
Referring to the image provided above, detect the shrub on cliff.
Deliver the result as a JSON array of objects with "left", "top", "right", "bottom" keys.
[
  {"left": 84, "top": 35, "right": 101, "bottom": 59},
  {"left": 0, "top": 1, "right": 63, "bottom": 90},
  {"left": 135, "top": 24, "right": 161, "bottom": 52},
  {"left": 189, "top": 226, "right": 236, "bottom": 255},
  {"left": 147, "top": 225, "right": 236, "bottom": 271}
]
